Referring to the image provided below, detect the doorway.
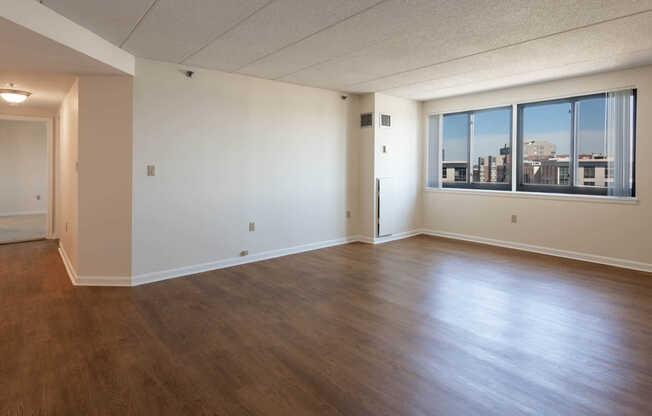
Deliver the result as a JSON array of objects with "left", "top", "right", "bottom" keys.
[{"left": 0, "top": 117, "right": 52, "bottom": 244}]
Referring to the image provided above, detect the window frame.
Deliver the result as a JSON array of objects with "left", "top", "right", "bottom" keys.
[
  {"left": 516, "top": 93, "right": 612, "bottom": 196},
  {"left": 427, "top": 89, "right": 637, "bottom": 199},
  {"left": 441, "top": 106, "right": 513, "bottom": 191}
]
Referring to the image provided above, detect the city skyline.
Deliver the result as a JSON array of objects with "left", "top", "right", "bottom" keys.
[{"left": 442, "top": 96, "right": 608, "bottom": 162}]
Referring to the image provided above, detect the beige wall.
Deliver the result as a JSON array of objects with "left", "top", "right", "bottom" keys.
[
  {"left": 374, "top": 93, "right": 423, "bottom": 236},
  {"left": 77, "top": 76, "right": 133, "bottom": 278},
  {"left": 0, "top": 119, "right": 48, "bottom": 215},
  {"left": 57, "top": 76, "right": 133, "bottom": 279},
  {"left": 422, "top": 65, "right": 652, "bottom": 266},
  {"left": 132, "top": 58, "right": 359, "bottom": 277},
  {"left": 58, "top": 79, "right": 79, "bottom": 270},
  {"left": 357, "top": 93, "right": 375, "bottom": 239}
]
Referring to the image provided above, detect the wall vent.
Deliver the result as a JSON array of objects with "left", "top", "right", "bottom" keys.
[
  {"left": 360, "top": 113, "right": 373, "bottom": 128},
  {"left": 380, "top": 113, "right": 391, "bottom": 128}
]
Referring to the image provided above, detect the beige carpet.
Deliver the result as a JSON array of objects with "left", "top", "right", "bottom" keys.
[{"left": 0, "top": 214, "right": 47, "bottom": 244}]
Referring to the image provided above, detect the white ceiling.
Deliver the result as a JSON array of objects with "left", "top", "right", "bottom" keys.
[{"left": 40, "top": 0, "right": 652, "bottom": 100}]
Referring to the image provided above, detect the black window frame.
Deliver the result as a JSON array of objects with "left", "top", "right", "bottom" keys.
[
  {"left": 441, "top": 106, "right": 513, "bottom": 191},
  {"left": 516, "top": 91, "right": 637, "bottom": 197}
]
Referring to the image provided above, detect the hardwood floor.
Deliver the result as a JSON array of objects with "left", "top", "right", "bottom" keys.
[{"left": 2, "top": 236, "right": 652, "bottom": 415}]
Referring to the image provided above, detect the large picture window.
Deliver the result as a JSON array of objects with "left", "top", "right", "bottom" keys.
[
  {"left": 427, "top": 89, "right": 636, "bottom": 198},
  {"left": 439, "top": 107, "right": 512, "bottom": 190},
  {"left": 517, "top": 90, "right": 635, "bottom": 196}
]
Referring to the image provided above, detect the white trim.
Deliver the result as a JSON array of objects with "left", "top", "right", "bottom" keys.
[
  {"left": 423, "top": 187, "right": 639, "bottom": 205},
  {"left": 74, "top": 276, "right": 131, "bottom": 287},
  {"left": 0, "top": 210, "right": 46, "bottom": 217},
  {"left": 421, "top": 229, "right": 652, "bottom": 273},
  {"left": 424, "top": 85, "right": 637, "bottom": 116},
  {"left": 358, "top": 229, "right": 422, "bottom": 245},
  {"left": 511, "top": 104, "right": 517, "bottom": 192},
  {"left": 132, "top": 235, "right": 361, "bottom": 286},
  {"left": 58, "top": 243, "right": 131, "bottom": 286},
  {"left": 58, "top": 243, "right": 77, "bottom": 286},
  {"left": 58, "top": 227, "right": 650, "bottom": 288}
]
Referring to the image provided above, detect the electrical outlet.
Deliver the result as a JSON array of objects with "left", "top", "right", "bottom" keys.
[
  {"left": 511, "top": 214, "right": 518, "bottom": 224},
  {"left": 249, "top": 222, "right": 255, "bottom": 232},
  {"left": 346, "top": 210, "right": 351, "bottom": 219},
  {"left": 240, "top": 250, "right": 248, "bottom": 257},
  {"left": 147, "top": 165, "right": 156, "bottom": 176}
]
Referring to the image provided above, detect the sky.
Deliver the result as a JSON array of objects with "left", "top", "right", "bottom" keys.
[{"left": 442, "top": 97, "right": 606, "bottom": 161}]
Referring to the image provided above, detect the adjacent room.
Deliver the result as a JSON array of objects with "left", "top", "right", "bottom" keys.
[
  {"left": 1, "top": 1, "right": 651, "bottom": 414},
  {"left": 0, "top": 118, "right": 48, "bottom": 243}
]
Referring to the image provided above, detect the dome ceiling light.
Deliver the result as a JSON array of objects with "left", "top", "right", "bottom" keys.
[{"left": 0, "top": 84, "right": 32, "bottom": 104}]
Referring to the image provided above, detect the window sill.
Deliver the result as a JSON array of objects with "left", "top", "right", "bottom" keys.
[{"left": 423, "top": 187, "right": 639, "bottom": 205}]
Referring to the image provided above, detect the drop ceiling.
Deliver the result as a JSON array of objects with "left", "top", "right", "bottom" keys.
[{"left": 40, "top": 0, "right": 652, "bottom": 100}]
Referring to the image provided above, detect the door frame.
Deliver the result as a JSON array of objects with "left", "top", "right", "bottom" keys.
[{"left": 0, "top": 114, "right": 56, "bottom": 239}]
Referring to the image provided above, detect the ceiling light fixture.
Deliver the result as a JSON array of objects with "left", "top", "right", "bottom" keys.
[{"left": 0, "top": 84, "right": 31, "bottom": 104}]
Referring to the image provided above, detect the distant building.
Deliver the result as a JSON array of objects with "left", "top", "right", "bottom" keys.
[
  {"left": 523, "top": 153, "right": 612, "bottom": 187},
  {"left": 523, "top": 140, "right": 556, "bottom": 160},
  {"left": 443, "top": 143, "right": 511, "bottom": 184},
  {"left": 443, "top": 145, "right": 612, "bottom": 188}
]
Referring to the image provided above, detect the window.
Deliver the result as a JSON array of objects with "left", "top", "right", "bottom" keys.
[
  {"left": 442, "top": 113, "right": 469, "bottom": 184},
  {"left": 427, "top": 89, "right": 636, "bottom": 198},
  {"left": 439, "top": 107, "right": 512, "bottom": 190},
  {"left": 517, "top": 90, "right": 635, "bottom": 196}
]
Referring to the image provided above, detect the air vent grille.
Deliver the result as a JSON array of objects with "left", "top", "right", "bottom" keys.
[
  {"left": 360, "top": 113, "right": 373, "bottom": 128},
  {"left": 380, "top": 113, "right": 391, "bottom": 128}
]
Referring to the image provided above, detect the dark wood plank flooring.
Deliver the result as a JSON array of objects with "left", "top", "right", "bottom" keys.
[{"left": 2, "top": 236, "right": 652, "bottom": 415}]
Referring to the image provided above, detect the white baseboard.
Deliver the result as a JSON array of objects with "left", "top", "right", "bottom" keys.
[
  {"left": 58, "top": 244, "right": 78, "bottom": 286},
  {"left": 357, "top": 229, "right": 423, "bottom": 245},
  {"left": 421, "top": 229, "right": 652, "bottom": 273},
  {"left": 58, "top": 228, "right": 650, "bottom": 288},
  {"left": 132, "top": 235, "right": 360, "bottom": 286},
  {"left": 0, "top": 210, "right": 46, "bottom": 217},
  {"left": 58, "top": 243, "right": 131, "bottom": 286}
]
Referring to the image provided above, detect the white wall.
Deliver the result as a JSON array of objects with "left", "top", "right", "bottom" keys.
[
  {"left": 374, "top": 93, "right": 422, "bottom": 236},
  {"left": 58, "top": 79, "right": 79, "bottom": 270},
  {"left": 132, "top": 58, "right": 359, "bottom": 277},
  {"left": 77, "top": 75, "right": 132, "bottom": 278},
  {"left": 0, "top": 119, "right": 47, "bottom": 215},
  {"left": 421, "top": 65, "right": 652, "bottom": 267},
  {"left": 357, "top": 93, "right": 375, "bottom": 239}
]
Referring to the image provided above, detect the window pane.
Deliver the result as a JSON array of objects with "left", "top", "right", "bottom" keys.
[
  {"left": 575, "top": 96, "right": 607, "bottom": 188},
  {"left": 521, "top": 102, "right": 571, "bottom": 185},
  {"left": 471, "top": 108, "right": 511, "bottom": 184},
  {"left": 442, "top": 113, "right": 469, "bottom": 183}
]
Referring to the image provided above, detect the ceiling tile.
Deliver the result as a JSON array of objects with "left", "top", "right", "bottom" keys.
[
  {"left": 42, "top": 0, "right": 154, "bottom": 46},
  {"left": 237, "top": 0, "right": 442, "bottom": 80},
  {"left": 185, "top": 0, "right": 381, "bottom": 72},
  {"left": 379, "top": 12, "right": 652, "bottom": 100},
  {"left": 279, "top": 0, "right": 652, "bottom": 91},
  {"left": 123, "top": 0, "right": 269, "bottom": 63}
]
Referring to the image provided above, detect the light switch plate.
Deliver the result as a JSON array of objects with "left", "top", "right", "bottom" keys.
[
  {"left": 147, "top": 165, "right": 155, "bottom": 176},
  {"left": 249, "top": 222, "right": 255, "bottom": 232}
]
